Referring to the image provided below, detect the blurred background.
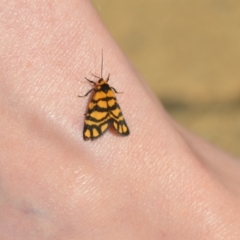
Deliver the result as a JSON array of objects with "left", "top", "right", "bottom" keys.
[{"left": 92, "top": 0, "right": 240, "bottom": 158}]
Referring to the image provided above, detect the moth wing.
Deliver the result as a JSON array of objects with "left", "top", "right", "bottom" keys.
[
  {"left": 109, "top": 102, "right": 130, "bottom": 136},
  {"left": 83, "top": 90, "right": 111, "bottom": 140}
]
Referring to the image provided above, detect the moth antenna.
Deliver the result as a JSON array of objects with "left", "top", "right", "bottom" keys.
[{"left": 101, "top": 49, "right": 103, "bottom": 79}]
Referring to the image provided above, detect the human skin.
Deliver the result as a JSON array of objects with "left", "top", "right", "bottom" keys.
[{"left": 0, "top": 0, "right": 240, "bottom": 239}]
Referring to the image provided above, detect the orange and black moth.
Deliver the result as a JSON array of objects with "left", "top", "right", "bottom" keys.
[{"left": 78, "top": 54, "right": 130, "bottom": 140}]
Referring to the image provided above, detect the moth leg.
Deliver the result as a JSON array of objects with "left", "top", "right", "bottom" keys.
[
  {"left": 106, "top": 74, "right": 110, "bottom": 82},
  {"left": 111, "top": 87, "right": 123, "bottom": 94},
  {"left": 91, "top": 73, "right": 101, "bottom": 79},
  {"left": 85, "top": 77, "right": 96, "bottom": 85},
  {"left": 78, "top": 88, "right": 95, "bottom": 97}
]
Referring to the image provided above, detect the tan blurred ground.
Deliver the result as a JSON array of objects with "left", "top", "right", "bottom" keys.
[{"left": 92, "top": 0, "right": 240, "bottom": 157}]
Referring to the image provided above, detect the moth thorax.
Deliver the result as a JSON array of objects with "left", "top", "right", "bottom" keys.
[{"left": 99, "top": 82, "right": 110, "bottom": 93}]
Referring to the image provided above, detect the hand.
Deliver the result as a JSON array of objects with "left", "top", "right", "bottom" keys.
[{"left": 0, "top": 1, "right": 240, "bottom": 239}]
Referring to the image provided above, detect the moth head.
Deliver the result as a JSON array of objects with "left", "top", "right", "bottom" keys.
[{"left": 98, "top": 78, "right": 106, "bottom": 85}]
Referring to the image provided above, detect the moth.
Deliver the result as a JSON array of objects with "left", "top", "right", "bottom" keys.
[{"left": 78, "top": 52, "right": 130, "bottom": 140}]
